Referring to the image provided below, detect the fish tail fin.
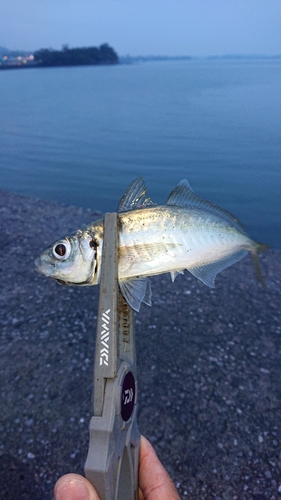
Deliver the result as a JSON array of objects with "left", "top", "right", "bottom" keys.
[{"left": 251, "top": 242, "right": 270, "bottom": 287}]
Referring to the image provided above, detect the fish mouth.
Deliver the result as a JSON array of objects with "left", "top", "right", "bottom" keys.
[
  {"left": 34, "top": 257, "right": 55, "bottom": 277},
  {"left": 34, "top": 257, "right": 44, "bottom": 274},
  {"left": 54, "top": 278, "right": 68, "bottom": 285},
  {"left": 35, "top": 261, "right": 68, "bottom": 285}
]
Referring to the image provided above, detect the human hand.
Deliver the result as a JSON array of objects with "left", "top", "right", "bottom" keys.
[{"left": 54, "top": 435, "right": 180, "bottom": 500}]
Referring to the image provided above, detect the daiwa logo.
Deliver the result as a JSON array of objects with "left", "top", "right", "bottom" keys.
[
  {"left": 124, "top": 388, "right": 134, "bottom": 405},
  {"left": 100, "top": 309, "right": 110, "bottom": 366}
]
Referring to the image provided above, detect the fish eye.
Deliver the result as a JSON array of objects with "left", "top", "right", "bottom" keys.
[
  {"left": 52, "top": 240, "right": 71, "bottom": 260},
  {"left": 55, "top": 244, "right": 66, "bottom": 256}
]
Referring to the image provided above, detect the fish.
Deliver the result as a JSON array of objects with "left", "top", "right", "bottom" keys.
[{"left": 35, "top": 177, "right": 268, "bottom": 312}]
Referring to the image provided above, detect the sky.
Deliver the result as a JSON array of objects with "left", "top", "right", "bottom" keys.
[{"left": 1, "top": 0, "right": 281, "bottom": 57}]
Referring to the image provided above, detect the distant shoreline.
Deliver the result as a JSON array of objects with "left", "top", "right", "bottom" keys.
[
  {"left": 1, "top": 51, "right": 281, "bottom": 71},
  {"left": 119, "top": 54, "right": 281, "bottom": 64}
]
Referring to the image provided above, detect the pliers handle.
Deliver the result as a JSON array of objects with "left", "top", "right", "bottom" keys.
[{"left": 85, "top": 212, "right": 140, "bottom": 500}]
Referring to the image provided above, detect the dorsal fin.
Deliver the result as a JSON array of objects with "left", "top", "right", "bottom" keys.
[
  {"left": 166, "top": 179, "right": 246, "bottom": 234},
  {"left": 117, "top": 177, "right": 156, "bottom": 212}
]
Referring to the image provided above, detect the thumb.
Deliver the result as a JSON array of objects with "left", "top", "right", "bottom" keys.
[
  {"left": 54, "top": 473, "right": 100, "bottom": 500},
  {"left": 139, "top": 436, "right": 180, "bottom": 500}
]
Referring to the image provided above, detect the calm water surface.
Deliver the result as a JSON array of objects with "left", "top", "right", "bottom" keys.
[{"left": 0, "top": 59, "right": 280, "bottom": 247}]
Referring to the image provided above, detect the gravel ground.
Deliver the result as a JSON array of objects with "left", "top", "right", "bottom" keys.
[{"left": 0, "top": 190, "right": 280, "bottom": 500}]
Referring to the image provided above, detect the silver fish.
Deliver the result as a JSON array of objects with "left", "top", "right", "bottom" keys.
[{"left": 35, "top": 177, "right": 268, "bottom": 311}]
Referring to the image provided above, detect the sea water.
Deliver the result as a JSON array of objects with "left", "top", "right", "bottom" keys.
[{"left": 0, "top": 58, "right": 280, "bottom": 248}]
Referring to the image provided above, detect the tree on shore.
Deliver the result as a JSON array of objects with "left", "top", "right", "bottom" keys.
[{"left": 34, "top": 43, "right": 118, "bottom": 67}]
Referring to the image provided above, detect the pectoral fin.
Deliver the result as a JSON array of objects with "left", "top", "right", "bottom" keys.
[
  {"left": 119, "top": 277, "right": 152, "bottom": 312},
  {"left": 120, "top": 242, "right": 180, "bottom": 263},
  {"left": 188, "top": 250, "right": 247, "bottom": 287}
]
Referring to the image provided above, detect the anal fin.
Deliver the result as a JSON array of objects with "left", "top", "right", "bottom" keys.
[{"left": 188, "top": 250, "right": 247, "bottom": 287}]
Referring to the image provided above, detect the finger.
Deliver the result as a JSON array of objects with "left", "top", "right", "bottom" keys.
[
  {"left": 139, "top": 436, "right": 180, "bottom": 500},
  {"left": 54, "top": 473, "right": 100, "bottom": 500}
]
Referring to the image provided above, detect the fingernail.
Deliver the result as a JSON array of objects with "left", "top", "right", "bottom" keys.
[{"left": 55, "top": 477, "right": 90, "bottom": 500}]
